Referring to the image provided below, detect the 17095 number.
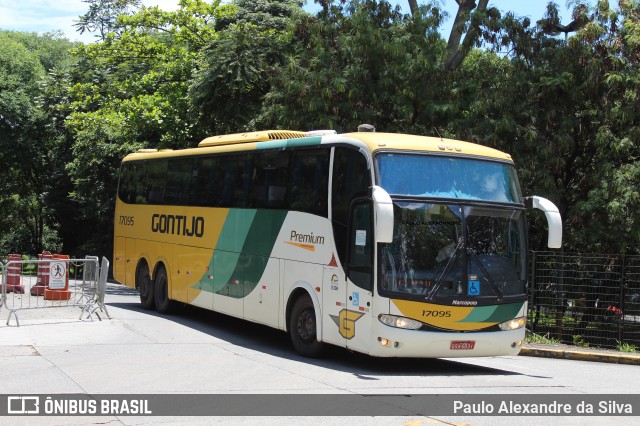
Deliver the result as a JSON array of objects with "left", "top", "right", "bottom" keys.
[{"left": 422, "top": 310, "right": 451, "bottom": 317}]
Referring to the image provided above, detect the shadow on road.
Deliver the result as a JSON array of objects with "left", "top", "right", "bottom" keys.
[{"left": 105, "top": 284, "right": 525, "bottom": 378}]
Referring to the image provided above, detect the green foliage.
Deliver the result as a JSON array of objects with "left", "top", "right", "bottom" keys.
[
  {"left": 63, "top": 0, "right": 235, "bottom": 256},
  {"left": 573, "top": 334, "right": 590, "bottom": 347},
  {"left": 190, "top": 0, "right": 303, "bottom": 133},
  {"left": 617, "top": 341, "right": 637, "bottom": 352},
  {"left": 4, "top": 0, "right": 640, "bottom": 259},
  {"left": 258, "top": 0, "right": 446, "bottom": 132},
  {"left": 0, "top": 31, "right": 75, "bottom": 255},
  {"left": 525, "top": 331, "right": 560, "bottom": 344}
]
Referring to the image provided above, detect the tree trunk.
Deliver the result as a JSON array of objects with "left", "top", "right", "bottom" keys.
[
  {"left": 444, "top": 0, "right": 489, "bottom": 71},
  {"left": 408, "top": 0, "right": 419, "bottom": 16}
]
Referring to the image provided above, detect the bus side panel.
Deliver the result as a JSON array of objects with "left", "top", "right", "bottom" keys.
[
  {"left": 125, "top": 237, "right": 137, "bottom": 287},
  {"left": 212, "top": 250, "right": 244, "bottom": 317},
  {"left": 186, "top": 248, "right": 215, "bottom": 309},
  {"left": 173, "top": 248, "right": 210, "bottom": 304},
  {"left": 243, "top": 257, "right": 281, "bottom": 327},
  {"left": 113, "top": 236, "right": 127, "bottom": 285},
  {"left": 283, "top": 260, "right": 323, "bottom": 332}
]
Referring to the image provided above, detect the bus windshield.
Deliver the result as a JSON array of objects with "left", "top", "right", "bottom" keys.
[
  {"left": 376, "top": 153, "right": 523, "bottom": 203},
  {"left": 380, "top": 202, "right": 527, "bottom": 301}
]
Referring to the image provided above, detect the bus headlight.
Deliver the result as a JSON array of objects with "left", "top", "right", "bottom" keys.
[
  {"left": 378, "top": 314, "right": 422, "bottom": 330},
  {"left": 498, "top": 316, "right": 526, "bottom": 331}
]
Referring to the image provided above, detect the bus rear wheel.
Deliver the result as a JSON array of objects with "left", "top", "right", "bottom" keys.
[
  {"left": 289, "top": 294, "right": 325, "bottom": 357},
  {"left": 136, "top": 262, "right": 155, "bottom": 310},
  {"left": 154, "top": 265, "right": 175, "bottom": 314}
]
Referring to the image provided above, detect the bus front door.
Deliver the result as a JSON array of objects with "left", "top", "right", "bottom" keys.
[{"left": 344, "top": 201, "right": 374, "bottom": 354}]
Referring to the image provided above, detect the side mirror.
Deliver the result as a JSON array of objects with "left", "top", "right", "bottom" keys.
[
  {"left": 525, "top": 196, "right": 563, "bottom": 249},
  {"left": 372, "top": 185, "right": 394, "bottom": 243}
]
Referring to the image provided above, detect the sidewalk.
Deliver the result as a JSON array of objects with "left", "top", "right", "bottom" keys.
[{"left": 520, "top": 342, "right": 640, "bottom": 365}]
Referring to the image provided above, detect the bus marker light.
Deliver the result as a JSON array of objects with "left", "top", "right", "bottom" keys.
[
  {"left": 378, "top": 337, "right": 389, "bottom": 346},
  {"left": 315, "top": 287, "right": 321, "bottom": 292}
]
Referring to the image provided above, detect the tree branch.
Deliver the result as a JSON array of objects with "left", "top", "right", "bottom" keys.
[{"left": 445, "top": 0, "right": 488, "bottom": 71}]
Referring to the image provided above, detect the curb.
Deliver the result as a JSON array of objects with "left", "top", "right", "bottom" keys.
[{"left": 519, "top": 346, "right": 640, "bottom": 365}]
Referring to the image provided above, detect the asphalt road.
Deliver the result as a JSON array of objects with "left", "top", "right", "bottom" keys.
[{"left": 1, "top": 284, "right": 639, "bottom": 425}]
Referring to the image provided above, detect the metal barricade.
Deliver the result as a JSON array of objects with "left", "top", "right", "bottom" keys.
[
  {"left": 80, "top": 257, "right": 111, "bottom": 321},
  {"left": 0, "top": 256, "right": 110, "bottom": 326}
]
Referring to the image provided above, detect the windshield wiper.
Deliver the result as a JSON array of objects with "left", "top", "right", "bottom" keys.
[
  {"left": 426, "top": 238, "right": 464, "bottom": 301},
  {"left": 470, "top": 253, "right": 504, "bottom": 300}
]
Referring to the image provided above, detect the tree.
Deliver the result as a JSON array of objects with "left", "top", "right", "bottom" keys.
[
  {"left": 259, "top": 0, "right": 446, "bottom": 132},
  {"left": 75, "top": 0, "right": 142, "bottom": 40},
  {"left": 0, "top": 31, "right": 76, "bottom": 254},
  {"left": 65, "top": 0, "right": 232, "bottom": 256},
  {"left": 190, "top": 0, "right": 304, "bottom": 133},
  {"left": 443, "top": 1, "right": 640, "bottom": 253}
]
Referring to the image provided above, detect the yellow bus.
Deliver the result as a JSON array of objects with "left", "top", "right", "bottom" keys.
[{"left": 113, "top": 128, "right": 562, "bottom": 357}]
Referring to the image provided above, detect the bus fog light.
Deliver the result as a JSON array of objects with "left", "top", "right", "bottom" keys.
[
  {"left": 378, "top": 314, "right": 422, "bottom": 330},
  {"left": 378, "top": 337, "right": 390, "bottom": 346},
  {"left": 499, "top": 316, "right": 526, "bottom": 331}
]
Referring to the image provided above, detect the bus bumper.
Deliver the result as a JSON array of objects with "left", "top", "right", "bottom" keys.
[{"left": 365, "top": 324, "right": 525, "bottom": 358}]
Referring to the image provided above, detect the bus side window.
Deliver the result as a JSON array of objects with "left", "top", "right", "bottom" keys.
[
  {"left": 165, "top": 157, "right": 193, "bottom": 205},
  {"left": 288, "top": 148, "right": 329, "bottom": 216},
  {"left": 147, "top": 159, "right": 168, "bottom": 204},
  {"left": 118, "top": 162, "right": 135, "bottom": 203},
  {"left": 332, "top": 147, "right": 371, "bottom": 265},
  {"left": 220, "top": 156, "right": 239, "bottom": 207},
  {"left": 251, "top": 151, "right": 290, "bottom": 209},
  {"left": 190, "top": 157, "right": 215, "bottom": 206}
]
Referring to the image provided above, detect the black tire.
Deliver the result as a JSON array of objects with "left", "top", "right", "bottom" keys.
[
  {"left": 289, "top": 294, "right": 325, "bottom": 357},
  {"left": 154, "top": 266, "right": 175, "bottom": 314},
  {"left": 136, "top": 262, "right": 155, "bottom": 310}
]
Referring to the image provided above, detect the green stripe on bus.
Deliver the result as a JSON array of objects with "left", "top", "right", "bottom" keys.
[
  {"left": 197, "top": 209, "right": 256, "bottom": 293},
  {"left": 196, "top": 209, "right": 288, "bottom": 296},
  {"left": 483, "top": 302, "right": 524, "bottom": 322},
  {"left": 459, "top": 302, "right": 523, "bottom": 323},
  {"left": 255, "top": 137, "right": 322, "bottom": 150},
  {"left": 227, "top": 210, "right": 288, "bottom": 297}
]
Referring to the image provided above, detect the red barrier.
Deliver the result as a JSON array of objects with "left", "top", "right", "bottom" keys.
[
  {"left": 5, "top": 254, "right": 25, "bottom": 294},
  {"left": 44, "top": 254, "right": 71, "bottom": 300},
  {"left": 31, "top": 251, "right": 52, "bottom": 296}
]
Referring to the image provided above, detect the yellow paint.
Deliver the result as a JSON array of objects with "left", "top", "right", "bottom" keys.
[
  {"left": 345, "top": 132, "right": 513, "bottom": 161},
  {"left": 332, "top": 309, "right": 365, "bottom": 339},
  {"left": 392, "top": 299, "right": 493, "bottom": 331},
  {"left": 285, "top": 241, "right": 316, "bottom": 251}
]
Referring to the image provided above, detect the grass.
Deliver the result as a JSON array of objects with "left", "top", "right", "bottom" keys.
[
  {"left": 525, "top": 330, "right": 560, "bottom": 344},
  {"left": 572, "top": 335, "right": 590, "bottom": 348},
  {"left": 617, "top": 341, "right": 637, "bottom": 353}
]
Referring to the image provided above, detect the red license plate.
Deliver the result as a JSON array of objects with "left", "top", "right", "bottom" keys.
[{"left": 450, "top": 340, "right": 475, "bottom": 350}]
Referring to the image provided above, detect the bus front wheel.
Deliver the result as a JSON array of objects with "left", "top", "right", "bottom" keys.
[
  {"left": 289, "top": 294, "right": 325, "bottom": 357},
  {"left": 136, "top": 262, "right": 154, "bottom": 310}
]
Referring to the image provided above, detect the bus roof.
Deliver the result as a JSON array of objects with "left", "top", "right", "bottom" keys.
[
  {"left": 343, "top": 132, "right": 512, "bottom": 161},
  {"left": 122, "top": 130, "right": 512, "bottom": 162}
]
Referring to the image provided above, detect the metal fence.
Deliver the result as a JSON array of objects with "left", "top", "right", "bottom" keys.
[
  {"left": 0, "top": 256, "right": 110, "bottom": 326},
  {"left": 528, "top": 251, "right": 640, "bottom": 349}
]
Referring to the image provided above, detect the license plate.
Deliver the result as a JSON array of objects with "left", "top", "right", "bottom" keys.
[{"left": 450, "top": 340, "right": 475, "bottom": 350}]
